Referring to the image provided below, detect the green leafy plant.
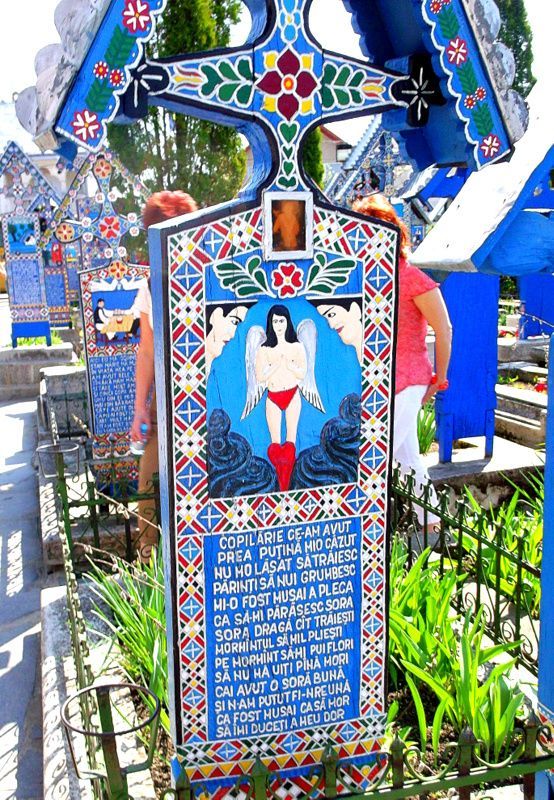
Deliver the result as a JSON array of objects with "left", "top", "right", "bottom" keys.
[
  {"left": 402, "top": 608, "right": 525, "bottom": 761},
  {"left": 417, "top": 401, "right": 436, "bottom": 455},
  {"left": 88, "top": 550, "right": 170, "bottom": 734}
]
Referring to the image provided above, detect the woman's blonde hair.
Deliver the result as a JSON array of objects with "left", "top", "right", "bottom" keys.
[{"left": 352, "top": 193, "right": 410, "bottom": 259}]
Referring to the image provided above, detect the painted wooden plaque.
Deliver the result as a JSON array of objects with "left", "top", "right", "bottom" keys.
[
  {"left": 152, "top": 197, "right": 398, "bottom": 784},
  {"left": 79, "top": 260, "right": 149, "bottom": 468},
  {"left": 2, "top": 212, "right": 51, "bottom": 346}
]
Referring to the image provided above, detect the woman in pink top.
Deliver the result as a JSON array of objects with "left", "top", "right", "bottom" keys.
[{"left": 353, "top": 194, "right": 452, "bottom": 531}]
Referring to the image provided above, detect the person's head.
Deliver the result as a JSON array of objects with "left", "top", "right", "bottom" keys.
[
  {"left": 97, "top": 298, "right": 105, "bottom": 307},
  {"left": 142, "top": 191, "right": 198, "bottom": 229},
  {"left": 352, "top": 193, "right": 410, "bottom": 259},
  {"left": 316, "top": 300, "right": 362, "bottom": 346},
  {"left": 265, "top": 304, "right": 297, "bottom": 347},
  {"left": 207, "top": 305, "right": 248, "bottom": 345}
]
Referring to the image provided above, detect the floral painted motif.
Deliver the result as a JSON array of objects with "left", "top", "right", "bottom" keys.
[
  {"left": 475, "top": 86, "right": 487, "bottom": 101},
  {"left": 258, "top": 50, "right": 318, "bottom": 120},
  {"left": 107, "top": 260, "right": 128, "bottom": 279},
  {"left": 463, "top": 95, "right": 476, "bottom": 109},
  {"left": 71, "top": 110, "right": 101, "bottom": 143},
  {"left": 99, "top": 216, "right": 122, "bottom": 239},
  {"left": 271, "top": 263, "right": 304, "bottom": 297},
  {"left": 446, "top": 37, "right": 468, "bottom": 66},
  {"left": 56, "top": 222, "right": 75, "bottom": 243},
  {"left": 480, "top": 134, "right": 501, "bottom": 159},
  {"left": 93, "top": 61, "right": 110, "bottom": 79},
  {"left": 279, "top": 7, "right": 302, "bottom": 44},
  {"left": 122, "top": 0, "right": 151, "bottom": 34},
  {"left": 109, "top": 69, "right": 125, "bottom": 87},
  {"left": 93, "top": 157, "right": 113, "bottom": 179}
]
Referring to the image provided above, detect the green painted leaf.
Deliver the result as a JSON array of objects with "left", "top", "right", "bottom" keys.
[
  {"left": 277, "top": 175, "right": 297, "bottom": 189},
  {"left": 282, "top": 145, "right": 293, "bottom": 158},
  {"left": 219, "top": 61, "right": 238, "bottom": 81},
  {"left": 200, "top": 65, "right": 220, "bottom": 96},
  {"left": 321, "top": 86, "right": 334, "bottom": 109},
  {"left": 335, "top": 65, "right": 351, "bottom": 87},
  {"left": 334, "top": 88, "right": 350, "bottom": 106},
  {"left": 236, "top": 85, "right": 252, "bottom": 106},
  {"left": 323, "top": 63, "right": 337, "bottom": 85},
  {"left": 473, "top": 103, "right": 494, "bottom": 136},
  {"left": 213, "top": 257, "right": 272, "bottom": 297},
  {"left": 458, "top": 61, "right": 478, "bottom": 94},
  {"left": 283, "top": 161, "right": 294, "bottom": 175},
  {"left": 350, "top": 89, "right": 362, "bottom": 104},
  {"left": 85, "top": 80, "right": 113, "bottom": 113},
  {"left": 105, "top": 26, "right": 135, "bottom": 69},
  {"left": 437, "top": 6, "right": 459, "bottom": 39},
  {"left": 278, "top": 122, "right": 299, "bottom": 142},
  {"left": 237, "top": 58, "right": 253, "bottom": 81},
  {"left": 218, "top": 83, "right": 238, "bottom": 102},
  {"left": 350, "top": 71, "right": 365, "bottom": 88},
  {"left": 304, "top": 254, "right": 357, "bottom": 294}
]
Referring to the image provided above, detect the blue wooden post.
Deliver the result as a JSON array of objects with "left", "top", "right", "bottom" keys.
[
  {"left": 519, "top": 275, "right": 554, "bottom": 340},
  {"left": 437, "top": 273, "right": 499, "bottom": 462},
  {"left": 538, "top": 335, "right": 554, "bottom": 800}
]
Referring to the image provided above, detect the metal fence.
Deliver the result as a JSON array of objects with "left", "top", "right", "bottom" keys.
[
  {"left": 51, "top": 448, "right": 548, "bottom": 798},
  {"left": 391, "top": 467, "right": 541, "bottom": 675}
]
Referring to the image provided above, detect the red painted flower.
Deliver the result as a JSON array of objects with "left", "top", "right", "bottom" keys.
[
  {"left": 475, "top": 86, "right": 487, "bottom": 101},
  {"left": 446, "top": 37, "right": 468, "bottom": 66},
  {"left": 271, "top": 263, "right": 303, "bottom": 298},
  {"left": 258, "top": 49, "right": 318, "bottom": 120},
  {"left": 109, "top": 69, "right": 125, "bottom": 87},
  {"left": 122, "top": 0, "right": 151, "bottom": 33},
  {"left": 534, "top": 382, "right": 547, "bottom": 393},
  {"left": 93, "top": 157, "right": 113, "bottom": 179},
  {"left": 480, "top": 133, "right": 501, "bottom": 159},
  {"left": 464, "top": 94, "right": 476, "bottom": 109},
  {"left": 93, "top": 61, "right": 109, "bottom": 79},
  {"left": 108, "top": 260, "right": 128, "bottom": 280},
  {"left": 56, "top": 222, "right": 75, "bottom": 243},
  {"left": 429, "top": 0, "right": 442, "bottom": 12},
  {"left": 99, "top": 216, "right": 121, "bottom": 240},
  {"left": 71, "top": 110, "right": 101, "bottom": 143}
]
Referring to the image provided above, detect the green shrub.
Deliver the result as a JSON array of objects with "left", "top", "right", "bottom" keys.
[{"left": 417, "top": 401, "right": 436, "bottom": 455}]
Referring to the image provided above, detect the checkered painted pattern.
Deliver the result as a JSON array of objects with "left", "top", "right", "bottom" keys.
[{"left": 163, "top": 203, "right": 397, "bottom": 783}]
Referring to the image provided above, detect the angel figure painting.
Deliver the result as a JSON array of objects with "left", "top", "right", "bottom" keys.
[
  {"left": 206, "top": 297, "right": 363, "bottom": 500},
  {"left": 241, "top": 305, "right": 324, "bottom": 491}
]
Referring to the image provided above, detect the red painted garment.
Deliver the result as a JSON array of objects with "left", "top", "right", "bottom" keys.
[{"left": 395, "top": 258, "right": 439, "bottom": 394}]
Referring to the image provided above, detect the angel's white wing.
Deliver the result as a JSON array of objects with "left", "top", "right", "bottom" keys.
[
  {"left": 241, "top": 325, "right": 267, "bottom": 419},
  {"left": 298, "top": 319, "right": 325, "bottom": 413}
]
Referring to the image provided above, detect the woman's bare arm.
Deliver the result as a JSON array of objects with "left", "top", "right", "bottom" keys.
[
  {"left": 413, "top": 287, "right": 452, "bottom": 404},
  {"left": 130, "top": 312, "right": 155, "bottom": 440}
]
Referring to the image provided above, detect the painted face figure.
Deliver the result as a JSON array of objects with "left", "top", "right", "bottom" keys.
[
  {"left": 271, "top": 314, "right": 288, "bottom": 337},
  {"left": 206, "top": 305, "right": 248, "bottom": 374},
  {"left": 317, "top": 302, "right": 363, "bottom": 364}
]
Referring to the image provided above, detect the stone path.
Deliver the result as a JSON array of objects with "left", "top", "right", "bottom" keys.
[{"left": 0, "top": 400, "right": 43, "bottom": 800}]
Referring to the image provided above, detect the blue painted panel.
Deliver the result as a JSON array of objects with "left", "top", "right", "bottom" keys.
[
  {"left": 436, "top": 273, "right": 498, "bottom": 460},
  {"left": 484, "top": 211, "right": 554, "bottom": 276},
  {"left": 538, "top": 336, "right": 554, "bottom": 717},
  {"left": 519, "top": 274, "right": 554, "bottom": 339},
  {"left": 203, "top": 517, "right": 362, "bottom": 740},
  {"left": 88, "top": 353, "right": 137, "bottom": 435}
]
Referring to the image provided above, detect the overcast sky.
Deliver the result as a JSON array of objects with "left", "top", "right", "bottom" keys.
[{"left": 0, "top": 0, "right": 549, "bottom": 146}]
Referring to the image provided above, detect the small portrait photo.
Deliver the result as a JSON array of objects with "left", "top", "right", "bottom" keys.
[{"left": 264, "top": 191, "right": 313, "bottom": 260}]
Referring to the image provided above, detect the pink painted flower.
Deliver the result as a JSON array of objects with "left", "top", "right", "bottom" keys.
[
  {"left": 464, "top": 94, "right": 476, "bottom": 109},
  {"left": 446, "top": 37, "right": 468, "bottom": 66},
  {"left": 109, "top": 69, "right": 125, "bottom": 87},
  {"left": 258, "top": 49, "right": 318, "bottom": 120},
  {"left": 271, "top": 263, "right": 303, "bottom": 298},
  {"left": 93, "top": 61, "right": 109, "bottom": 79},
  {"left": 429, "top": 0, "right": 442, "bottom": 12},
  {"left": 534, "top": 382, "right": 547, "bottom": 393},
  {"left": 475, "top": 86, "right": 487, "bottom": 101},
  {"left": 480, "top": 133, "right": 501, "bottom": 159},
  {"left": 99, "top": 216, "right": 121, "bottom": 240},
  {"left": 71, "top": 110, "right": 101, "bottom": 143},
  {"left": 122, "top": 0, "right": 151, "bottom": 33}
]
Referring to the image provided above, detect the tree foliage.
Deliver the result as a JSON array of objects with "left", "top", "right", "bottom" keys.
[
  {"left": 495, "top": 0, "right": 535, "bottom": 97},
  {"left": 302, "top": 128, "right": 325, "bottom": 188},
  {"left": 108, "top": 0, "right": 245, "bottom": 206}
]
